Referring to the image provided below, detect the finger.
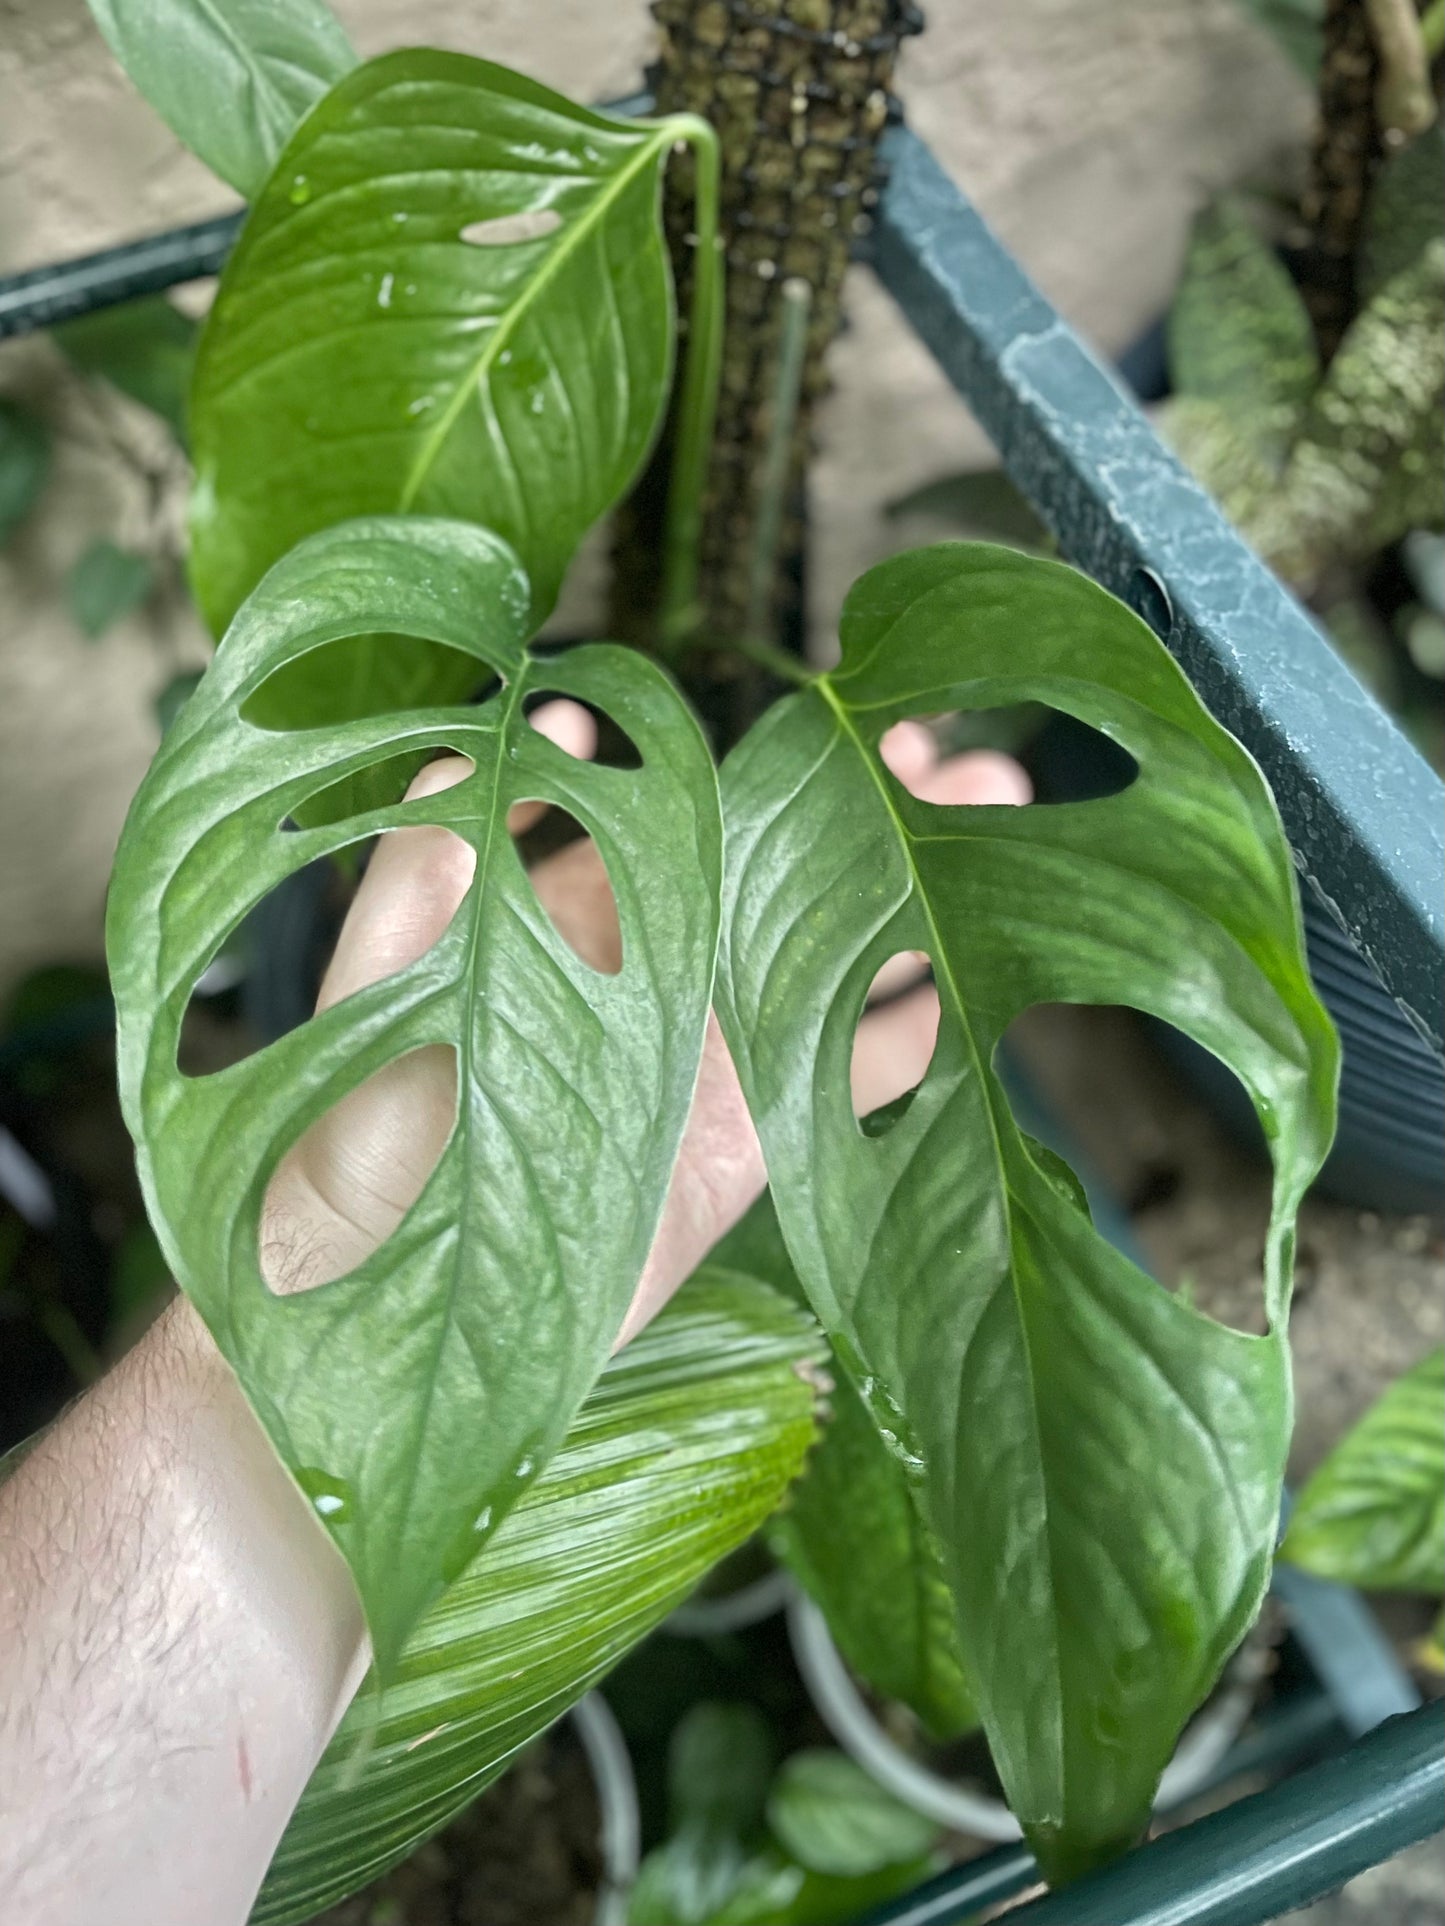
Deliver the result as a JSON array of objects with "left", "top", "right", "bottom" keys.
[
  {"left": 914, "top": 747, "right": 1033, "bottom": 808},
  {"left": 507, "top": 699, "right": 597, "bottom": 835},
  {"left": 615, "top": 1013, "right": 764, "bottom": 1350},
  {"left": 880, "top": 719, "right": 937, "bottom": 785}
]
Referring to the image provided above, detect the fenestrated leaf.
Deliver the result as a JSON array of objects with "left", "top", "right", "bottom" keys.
[
  {"left": 766, "top": 1752, "right": 938, "bottom": 1879},
  {"left": 716, "top": 543, "right": 1338, "bottom": 1882},
  {"left": 714, "top": 1196, "right": 977, "bottom": 1741},
  {"left": 254, "top": 1274, "right": 824, "bottom": 1926},
  {"left": 1167, "top": 199, "right": 1319, "bottom": 457},
  {"left": 1281, "top": 1347, "right": 1445, "bottom": 1593},
  {"left": 85, "top": 0, "right": 355, "bottom": 197},
  {"left": 189, "top": 50, "right": 702, "bottom": 643},
  {"left": 0, "top": 400, "right": 50, "bottom": 540},
  {"left": 54, "top": 294, "right": 197, "bottom": 443},
  {"left": 106, "top": 514, "right": 724, "bottom": 1672}
]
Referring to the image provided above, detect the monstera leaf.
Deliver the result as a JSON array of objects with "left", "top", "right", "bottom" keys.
[
  {"left": 253, "top": 1274, "right": 823, "bottom": 1925},
  {"left": 106, "top": 515, "right": 723, "bottom": 1671},
  {"left": 716, "top": 543, "right": 1338, "bottom": 1881},
  {"left": 86, "top": 0, "right": 356, "bottom": 197},
  {"left": 189, "top": 50, "right": 710, "bottom": 646},
  {"left": 1281, "top": 1348, "right": 1445, "bottom": 1594}
]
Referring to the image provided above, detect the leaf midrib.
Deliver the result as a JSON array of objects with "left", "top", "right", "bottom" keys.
[
  {"left": 382, "top": 670, "right": 528, "bottom": 1618},
  {"left": 395, "top": 123, "right": 673, "bottom": 514},
  {"left": 816, "top": 672, "right": 1069, "bottom": 1806}
]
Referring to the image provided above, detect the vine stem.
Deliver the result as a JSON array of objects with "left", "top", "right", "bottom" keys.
[
  {"left": 657, "top": 114, "right": 725, "bottom": 657},
  {"left": 730, "top": 632, "right": 814, "bottom": 686},
  {"left": 743, "top": 275, "right": 812, "bottom": 648}
]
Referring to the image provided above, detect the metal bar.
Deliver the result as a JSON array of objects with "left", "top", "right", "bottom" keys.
[
  {"left": 872, "top": 123, "right": 1445, "bottom": 1047},
  {"left": 857, "top": 1843, "right": 1038, "bottom": 1926},
  {"left": 0, "top": 213, "right": 244, "bottom": 338},
  {"left": 858, "top": 1701, "right": 1444, "bottom": 1926},
  {"left": 1000, "top": 1701, "right": 1443, "bottom": 1926}
]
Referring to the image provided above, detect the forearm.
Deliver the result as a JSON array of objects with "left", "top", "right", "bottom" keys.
[{"left": 0, "top": 1296, "right": 367, "bottom": 1926}]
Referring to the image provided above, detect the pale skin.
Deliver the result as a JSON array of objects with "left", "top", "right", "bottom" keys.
[{"left": 0, "top": 705, "right": 1028, "bottom": 1926}]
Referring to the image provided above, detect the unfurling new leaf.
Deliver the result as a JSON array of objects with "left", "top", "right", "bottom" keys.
[
  {"left": 717, "top": 543, "right": 1338, "bottom": 1880},
  {"left": 254, "top": 1276, "right": 823, "bottom": 1925},
  {"left": 106, "top": 515, "right": 724, "bottom": 1672}
]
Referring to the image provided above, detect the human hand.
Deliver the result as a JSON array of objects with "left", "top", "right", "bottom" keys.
[{"left": 261, "top": 702, "right": 1031, "bottom": 1337}]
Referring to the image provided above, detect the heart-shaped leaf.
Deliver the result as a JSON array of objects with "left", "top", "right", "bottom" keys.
[
  {"left": 106, "top": 514, "right": 723, "bottom": 1671},
  {"left": 189, "top": 50, "right": 702, "bottom": 642},
  {"left": 86, "top": 0, "right": 356, "bottom": 197},
  {"left": 253, "top": 1272, "right": 824, "bottom": 1926},
  {"left": 716, "top": 543, "right": 1338, "bottom": 1881},
  {"left": 1281, "top": 1347, "right": 1445, "bottom": 1593}
]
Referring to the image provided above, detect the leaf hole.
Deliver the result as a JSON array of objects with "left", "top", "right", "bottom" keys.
[
  {"left": 241, "top": 636, "right": 499, "bottom": 733},
  {"left": 851, "top": 952, "right": 941, "bottom": 1131},
  {"left": 516, "top": 810, "right": 623, "bottom": 976},
  {"left": 280, "top": 744, "right": 476, "bottom": 834},
  {"left": 259, "top": 1045, "right": 458, "bottom": 1296},
  {"left": 460, "top": 208, "right": 563, "bottom": 246},
  {"left": 882, "top": 709, "right": 1137, "bottom": 806},
  {"left": 526, "top": 690, "right": 642, "bottom": 771}
]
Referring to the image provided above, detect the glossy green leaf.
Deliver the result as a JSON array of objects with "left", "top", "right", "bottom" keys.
[
  {"left": 85, "top": 0, "right": 355, "bottom": 197},
  {"left": 1281, "top": 1348, "right": 1445, "bottom": 1594},
  {"left": 106, "top": 514, "right": 723, "bottom": 1671},
  {"left": 54, "top": 294, "right": 197, "bottom": 442},
  {"left": 1358, "top": 122, "right": 1445, "bottom": 307},
  {"left": 255, "top": 1274, "right": 823, "bottom": 1926},
  {"left": 189, "top": 50, "right": 701, "bottom": 642},
  {"left": 715, "top": 1197, "right": 977, "bottom": 1741},
  {"left": 1167, "top": 200, "right": 1319, "bottom": 457},
  {"left": 66, "top": 539, "right": 155, "bottom": 637},
  {"left": 766, "top": 1752, "right": 938, "bottom": 1878},
  {"left": 774, "top": 1363, "right": 978, "bottom": 1742},
  {"left": 716, "top": 543, "right": 1338, "bottom": 1881},
  {"left": 0, "top": 400, "right": 50, "bottom": 540}
]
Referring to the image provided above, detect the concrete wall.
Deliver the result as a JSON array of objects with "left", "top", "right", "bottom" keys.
[{"left": 0, "top": 0, "right": 1310, "bottom": 993}]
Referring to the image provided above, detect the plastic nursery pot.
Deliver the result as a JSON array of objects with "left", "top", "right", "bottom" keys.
[
  {"left": 786, "top": 1589, "right": 1275, "bottom": 1844},
  {"left": 309, "top": 1692, "right": 639, "bottom": 1926},
  {"left": 573, "top": 1692, "right": 643, "bottom": 1926}
]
